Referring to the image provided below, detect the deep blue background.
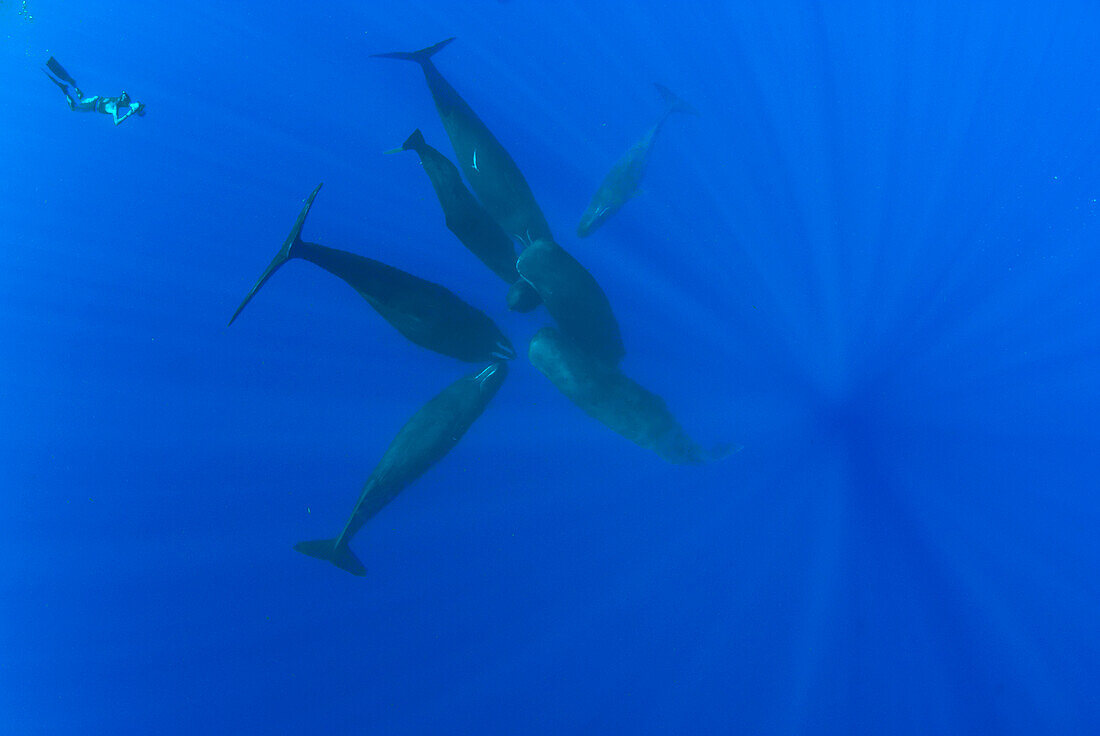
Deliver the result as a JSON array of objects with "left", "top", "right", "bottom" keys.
[{"left": 3, "top": 2, "right": 1099, "bottom": 733}]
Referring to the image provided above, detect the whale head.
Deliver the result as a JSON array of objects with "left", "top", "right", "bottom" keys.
[
  {"left": 472, "top": 361, "right": 508, "bottom": 395},
  {"left": 491, "top": 337, "right": 516, "bottom": 361},
  {"left": 577, "top": 203, "right": 613, "bottom": 238}
]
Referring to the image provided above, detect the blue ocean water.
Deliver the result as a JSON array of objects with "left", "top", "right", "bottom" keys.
[{"left": 3, "top": 1, "right": 1099, "bottom": 733}]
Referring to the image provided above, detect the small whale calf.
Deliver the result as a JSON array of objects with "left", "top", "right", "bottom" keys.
[
  {"left": 517, "top": 240, "right": 625, "bottom": 365},
  {"left": 228, "top": 184, "right": 515, "bottom": 364},
  {"left": 577, "top": 84, "right": 697, "bottom": 238},
  {"left": 295, "top": 361, "right": 509, "bottom": 576},
  {"left": 391, "top": 129, "right": 540, "bottom": 312},
  {"left": 373, "top": 38, "right": 554, "bottom": 248},
  {"left": 529, "top": 327, "right": 735, "bottom": 464}
]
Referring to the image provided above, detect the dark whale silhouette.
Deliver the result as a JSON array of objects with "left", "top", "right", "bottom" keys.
[
  {"left": 228, "top": 184, "right": 515, "bottom": 363},
  {"left": 373, "top": 38, "right": 553, "bottom": 248},
  {"left": 529, "top": 327, "right": 735, "bottom": 464},
  {"left": 516, "top": 240, "right": 625, "bottom": 365},
  {"left": 391, "top": 129, "right": 540, "bottom": 312},
  {"left": 295, "top": 361, "right": 508, "bottom": 575},
  {"left": 577, "top": 84, "right": 697, "bottom": 238}
]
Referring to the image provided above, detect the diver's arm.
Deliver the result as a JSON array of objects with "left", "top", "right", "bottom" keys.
[{"left": 113, "top": 105, "right": 139, "bottom": 125}]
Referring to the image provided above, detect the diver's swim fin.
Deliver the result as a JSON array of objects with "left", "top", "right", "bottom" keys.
[
  {"left": 42, "top": 69, "right": 71, "bottom": 94},
  {"left": 227, "top": 183, "right": 323, "bottom": 326},
  {"left": 45, "top": 57, "right": 79, "bottom": 87}
]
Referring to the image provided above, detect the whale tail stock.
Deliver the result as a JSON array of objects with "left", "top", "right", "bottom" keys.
[
  {"left": 294, "top": 537, "right": 367, "bottom": 577},
  {"left": 371, "top": 37, "right": 456, "bottom": 65},
  {"left": 654, "top": 83, "right": 699, "bottom": 116},
  {"left": 227, "top": 183, "right": 323, "bottom": 326}
]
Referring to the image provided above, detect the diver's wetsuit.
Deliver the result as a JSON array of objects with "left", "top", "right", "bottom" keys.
[{"left": 43, "top": 57, "right": 144, "bottom": 126}]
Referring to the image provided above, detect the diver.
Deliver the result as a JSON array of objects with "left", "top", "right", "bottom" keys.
[{"left": 42, "top": 57, "right": 145, "bottom": 126}]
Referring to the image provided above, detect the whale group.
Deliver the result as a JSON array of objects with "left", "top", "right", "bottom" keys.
[{"left": 229, "top": 38, "right": 735, "bottom": 576}]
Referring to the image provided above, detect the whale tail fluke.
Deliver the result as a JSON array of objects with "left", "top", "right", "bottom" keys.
[
  {"left": 384, "top": 128, "right": 427, "bottom": 156},
  {"left": 654, "top": 83, "right": 698, "bottom": 116},
  {"left": 371, "top": 37, "right": 455, "bottom": 64},
  {"left": 227, "top": 183, "right": 323, "bottom": 326},
  {"left": 294, "top": 537, "right": 367, "bottom": 577},
  {"left": 401, "top": 128, "right": 426, "bottom": 151}
]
